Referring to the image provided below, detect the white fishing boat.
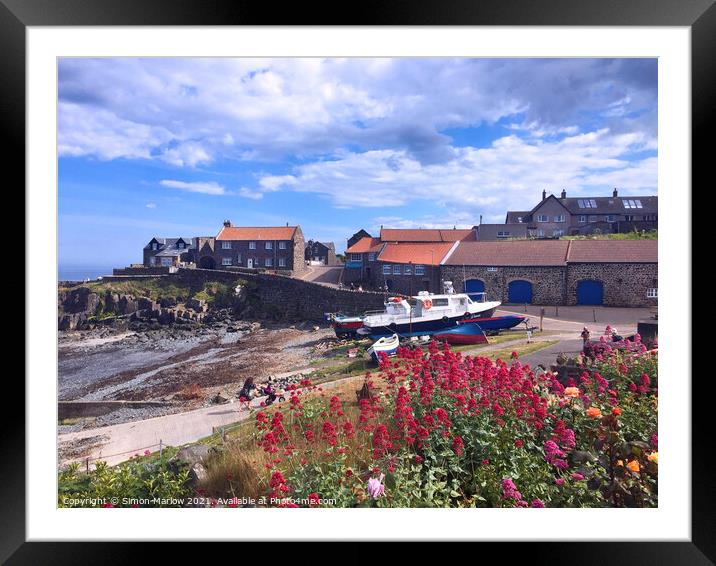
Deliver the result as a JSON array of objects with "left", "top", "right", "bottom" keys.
[
  {"left": 358, "top": 281, "right": 501, "bottom": 338},
  {"left": 367, "top": 333, "right": 400, "bottom": 361}
]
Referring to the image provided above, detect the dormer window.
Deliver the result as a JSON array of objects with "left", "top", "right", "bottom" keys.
[
  {"left": 151, "top": 241, "right": 158, "bottom": 251},
  {"left": 177, "top": 241, "right": 185, "bottom": 249}
]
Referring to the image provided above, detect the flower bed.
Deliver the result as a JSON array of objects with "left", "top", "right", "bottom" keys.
[{"left": 232, "top": 330, "right": 657, "bottom": 508}]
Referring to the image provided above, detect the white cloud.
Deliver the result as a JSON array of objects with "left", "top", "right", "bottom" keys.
[
  {"left": 159, "top": 179, "right": 226, "bottom": 195},
  {"left": 58, "top": 58, "right": 657, "bottom": 167},
  {"left": 249, "top": 128, "right": 657, "bottom": 217},
  {"left": 145, "top": 202, "right": 157, "bottom": 208}
]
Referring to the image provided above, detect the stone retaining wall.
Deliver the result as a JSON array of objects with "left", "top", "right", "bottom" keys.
[{"left": 58, "top": 401, "right": 171, "bottom": 419}]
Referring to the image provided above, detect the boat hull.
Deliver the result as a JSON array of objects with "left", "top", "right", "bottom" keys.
[
  {"left": 367, "top": 334, "right": 400, "bottom": 361},
  {"left": 433, "top": 323, "right": 488, "bottom": 345},
  {"left": 360, "top": 306, "right": 498, "bottom": 338},
  {"left": 459, "top": 314, "right": 526, "bottom": 331}
]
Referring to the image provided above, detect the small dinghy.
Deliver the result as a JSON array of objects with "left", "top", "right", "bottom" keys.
[
  {"left": 432, "top": 322, "right": 488, "bottom": 345},
  {"left": 367, "top": 333, "right": 400, "bottom": 361}
]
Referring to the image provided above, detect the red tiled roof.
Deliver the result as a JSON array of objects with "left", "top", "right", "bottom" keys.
[
  {"left": 378, "top": 242, "right": 455, "bottom": 266},
  {"left": 345, "top": 237, "right": 383, "bottom": 254},
  {"left": 566, "top": 240, "right": 658, "bottom": 263},
  {"left": 444, "top": 241, "right": 571, "bottom": 266},
  {"left": 380, "top": 228, "right": 473, "bottom": 243},
  {"left": 216, "top": 226, "right": 297, "bottom": 241}
]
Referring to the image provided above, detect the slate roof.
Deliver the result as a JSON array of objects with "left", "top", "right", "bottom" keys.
[
  {"left": 444, "top": 241, "right": 570, "bottom": 266},
  {"left": 443, "top": 239, "right": 657, "bottom": 266},
  {"left": 566, "top": 240, "right": 658, "bottom": 263},
  {"left": 145, "top": 237, "right": 196, "bottom": 255},
  {"left": 378, "top": 242, "right": 455, "bottom": 266},
  {"left": 528, "top": 194, "right": 658, "bottom": 217},
  {"left": 216, "top": 226, "right": 298, "bottom": 241}
]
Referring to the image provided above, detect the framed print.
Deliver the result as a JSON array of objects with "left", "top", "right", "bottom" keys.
[{"left": 3, "top": 0, "right": 711, "bottom": 561}]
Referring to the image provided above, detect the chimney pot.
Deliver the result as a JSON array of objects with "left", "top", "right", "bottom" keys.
[
  {"left": 542, "top": 189, "right": 547, "bottom": 200},
  {"left": 561, "top": 189, "right": 567, "bottom": 199},
  {"left": 223, "top": 219, "right": 231, "bottom": 227}
]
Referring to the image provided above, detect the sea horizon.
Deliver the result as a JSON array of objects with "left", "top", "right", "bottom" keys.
[{"left": 58, "top": 265, "right": 116, "bottom": 282}]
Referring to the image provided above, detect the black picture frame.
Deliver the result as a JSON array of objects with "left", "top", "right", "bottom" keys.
[{"left": 4, "top": 0, "right": 708, "bottom": 562}]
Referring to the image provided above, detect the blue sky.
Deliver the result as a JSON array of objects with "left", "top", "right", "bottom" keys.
[{"left": 58, "top": 58, "right": 657, "bottom": 268}]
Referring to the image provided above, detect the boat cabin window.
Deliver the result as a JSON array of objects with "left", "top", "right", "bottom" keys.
[{"left": 432, "top": 298, "right": 449, "bottom": 307}]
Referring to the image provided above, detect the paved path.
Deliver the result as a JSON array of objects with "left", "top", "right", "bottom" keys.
[
  {"left": 59, "top": 367, "right": 341, "bottom": 468},
  {"left": 296, "top": 265, "right": 344, "bottom": 287}
]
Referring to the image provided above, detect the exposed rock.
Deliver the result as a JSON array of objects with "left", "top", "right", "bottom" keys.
[
  {"left": 175, "top": 444, "right": 212, "bottom": 466},
  {"left": 188, "top": 462, "right": 208, "bottom": 485}
]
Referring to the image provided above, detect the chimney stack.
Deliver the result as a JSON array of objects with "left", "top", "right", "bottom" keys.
[
  {"left": 561, "top": 189, "right": 566, "bottom": 199},
  {"left": 479, "top": 215, "right": 483, "bottom": 225},
  {"left": 542, "top": 189, "right": 547, "bottom": 200},
  {"left": 613, "top": 188, "right": 618, "bottom": 197},
  {"left": 223, "top": 219, "right": 231, "bottom": 227}
]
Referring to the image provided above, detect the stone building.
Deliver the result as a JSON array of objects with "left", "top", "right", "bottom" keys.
[
  {"left": 441, "top": 239, "right": 657, "bottom": 307},
  {"left": 476, "top": 189, "right": 658, "bottom": 240},
  {"left": 197, "top": 222, "right": 306, "bottom": 275},
  {"left": 143, "top": 237, "right": 197, "bottom": 267},
  {"left": 305, "top": 240, "right": 339, "bottom": 266}
]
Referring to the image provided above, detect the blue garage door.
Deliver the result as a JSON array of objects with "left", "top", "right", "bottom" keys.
[
  {"left": 577, "top": 280, "right": 604, "bottom": 305},
  {"left": 464, "top": 279, "right": 485, "bottom": 301},
  {"left": 508, "top": 280, "right": 533, "bottom": 304}
]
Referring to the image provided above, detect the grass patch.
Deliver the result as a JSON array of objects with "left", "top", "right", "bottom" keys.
[
  {"left": 481, "top": 340, "right": 559, "bottom": 361},
  {"left": 562, "top": 230, "right": 657, "bottom": 240}
]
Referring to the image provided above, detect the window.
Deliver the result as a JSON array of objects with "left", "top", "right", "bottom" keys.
[
  {"left": 579, "top": 215, "right": 587, "bottom": 223},
  {"left": 554, "top": 215, "right": 565, "bottom": 223},
  {"left": 588, "top": 215, "right": 598, "bottom": 222},
  {"left": 149, "top": 256, "right": 156, "bottom": 266},
  {"left": 553, "top": 229, "right": 564, "bottom": 237},
  {"left": 537, "top": 229, "right": 545, "bottom": 237},
  {"left": 415, "top": 265, "right": 425, "bottom": 275},
  {"left": 606, "top": 215, "right": 616, "bottom": 222},
  {"left": 623, "top": 199, "right": 643, "bottom": 209},
  {"left": 578, "top": 199, "right": 598, "bottom": 209},
  {"left": 279, "top": 241, "right": 287, "bottom": 249},
  {"left": 278, "top": 258, "right": 286, "bottom": 267},
  {"left": 177, "top": 241, "right": 185, "bottom": 249},
  {"left": 537, "top": 214, "right": 549, "bottom": 222},
  {"left": 404, "top": 265, "right": 412, "bottom": 275},
  {"left": 368, "top": 253, "right": 376, "bottom": 262},
  {"left": 432, "top": 298, "right": 449, "bottom": 307},
  {"left": 151, "top": 242, "right": 158, "bottom": 250},
  {"left": 351, "top": 253, "right": 362, "bottom": 262},
  {"left": 161, "top": 257, "right": 173, "bottom": 267},
  {"left": 644, "top": 214, "right": 657, "bottom": 221},
  {"left": 265, "top": 258, "right": 273, "bottom": 267},
  {"left": 393, "top": 265, "right": 402, "bottom": 275},
  {"left": 265, "top": 241, "right": 273, "bottom": 249},
  {"left": 497, "top": 231, "right": 511, "bottom": 238},
  {"left": 222, "top": 241, "right": 232, "bottom": 249},
  {"left": 624, "top": 215, "right": 634, "bottom": 221},
  {"left": 249, "top": 241, "right": 256, "bottom": 249},
  {"left": 222, "top": 257, "right": 232, "bottom": 266},
  {"left": 383, "top": 265, "right": 392, "bottom": 275},
  {"left": 236, "top": 254, "right": 242, "bottom": 264},
  {"left": 647, "top": 288, "right": 658, "bottom": 298}
]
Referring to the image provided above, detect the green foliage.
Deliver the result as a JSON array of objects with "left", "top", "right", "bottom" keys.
[{"left": 58, "top": 456, "right": 192, "bottom": 507}]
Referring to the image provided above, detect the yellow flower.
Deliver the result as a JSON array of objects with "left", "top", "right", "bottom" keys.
[
  {"left": 626, "top": 460, "right": 641, "bottom": 473},
  {"left": 648, "top": 452, "right": 658, "bottom": 464},
  {"left": 564, "top": 387, "right": 581, "bottom": 398}
]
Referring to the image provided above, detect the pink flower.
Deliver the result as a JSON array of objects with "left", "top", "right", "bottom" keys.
[{"left": 367, "top": 474, "right": 386, "bottom": 499}]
